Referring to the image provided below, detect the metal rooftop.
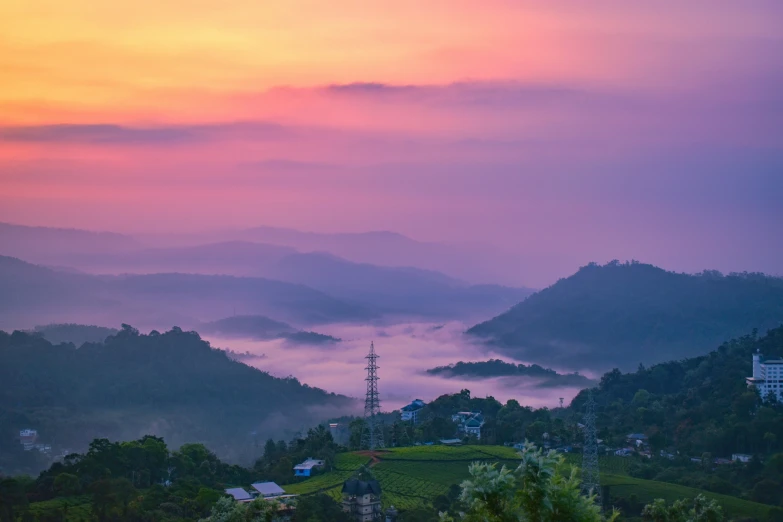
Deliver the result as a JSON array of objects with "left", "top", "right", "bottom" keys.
[
  {"left": 251, "top": 482, "right": 285, "bottom": 497},
  {"left": 225, "top": 488, "right": 252, "bottom": 501},
  {"left": 294, "top": 459, "right": 325, "bottom": 470}
]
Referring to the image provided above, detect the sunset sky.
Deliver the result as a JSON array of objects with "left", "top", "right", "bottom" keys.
[{"left": 1, "top": 1, "right": 781, "bottom": 283}]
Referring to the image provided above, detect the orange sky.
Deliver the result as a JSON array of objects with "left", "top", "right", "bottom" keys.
[
  {"left": 2, "top": 1, "right": 777, "bottom": 124},
  {"left": 1, "top": 1, "right": 781, "bottom": 283}
]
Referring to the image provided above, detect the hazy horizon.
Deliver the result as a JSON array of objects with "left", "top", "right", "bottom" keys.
[
  {"left": 2, "top": 2, "right": 782, "bottom": 287},
  {"left": 2, "top": 219, "right": 781, "bottom": 288}
]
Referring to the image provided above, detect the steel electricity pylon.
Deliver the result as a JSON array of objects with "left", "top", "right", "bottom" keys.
[
  {"left": 361, "top": 342, "right": 384, "bottom": 450},
  {"left": 581, "top": 389, "right": 602, "bottom": 508}
]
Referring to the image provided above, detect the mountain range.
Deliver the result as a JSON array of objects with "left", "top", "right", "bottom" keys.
[
  {"left": 0, "top": 221, "right": 529, "bottom": 286},
  {"left": 0, "top": 255, "right": 376, "bottom": 330},
  {"left": 0, "top": 221, "right": 534, "bottom": 328},
  {"left": 198, "top": 315, "right": 340, "bottom": 344}
]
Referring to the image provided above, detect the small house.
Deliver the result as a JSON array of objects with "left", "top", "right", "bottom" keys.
[
  {"left": 451, "top": 411, "right": 477, "bottom": 423},
  {"left": 294, "top": 458, "right": 325, "bottom": 477},
  {"left": 732, "top": 453, "right": 752, "bottom": 463},
  {"left": 342, "top": 479, "right": 382, "bottom": 521},
  {"left": 463, "top": 414, "right": 485, "bottom": 438}
]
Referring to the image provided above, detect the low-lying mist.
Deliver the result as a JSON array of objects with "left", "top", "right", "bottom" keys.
[{"left": 205, "top": 322, "right": 593, "bottom": 411}]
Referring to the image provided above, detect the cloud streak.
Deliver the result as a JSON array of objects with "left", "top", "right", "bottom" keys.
[{"left": 0, "top": 121, "right": 291, "bottom": 145}]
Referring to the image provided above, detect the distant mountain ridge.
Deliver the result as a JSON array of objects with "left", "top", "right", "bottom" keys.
[
  {"left": 425, "top": 359, "right": 594, "bottom": 388},
  {"left": 31, "top": 323, "right": 119, "bottom": 345},
  {"left": 0, "top": 221, "right": 138, "bottom": 261},
  {"left": 2, "top": 221, "right": 531, "bottom": 286},
  {"left": 199, "top": 315, "right": 340, "bottom": 344},
  {"left": 0, "top": 255, "right": 377, "bottom": 330},
  {"left": 467, "top": 261, "right": 783, "bottom": 371},
  {"left": 0, "top": 233, "right": 534, "bottom": 323}
]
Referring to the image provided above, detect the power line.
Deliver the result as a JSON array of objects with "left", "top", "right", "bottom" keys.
[
  {"left": 361, "top": 342, "right": 384, "bottom": 451},
  {"left": 581, "top": 389, "right": 602, "bottom": 508}
]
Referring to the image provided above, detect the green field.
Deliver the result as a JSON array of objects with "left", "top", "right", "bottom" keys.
[
  {"left": 602, "top": 473, "right": 773, "bottom": 521},
  {"left": 283, "top": 446, "right": 776, "bottom": 520}
]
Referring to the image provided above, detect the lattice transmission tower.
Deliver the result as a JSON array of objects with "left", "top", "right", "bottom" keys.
[
  {"left": 581, "top": 389, "right": 602, "bottom": 508},
  {"left": 361, "top": 342, "right": 384, "bottom": 450}
]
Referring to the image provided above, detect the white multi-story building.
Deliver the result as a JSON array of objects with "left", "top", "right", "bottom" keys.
[
  {"left": 400, "top": 399, "right": 425, "bottom": 424},
  {"left": 747, "top": 351, "right": 783, "bottom": 402}
]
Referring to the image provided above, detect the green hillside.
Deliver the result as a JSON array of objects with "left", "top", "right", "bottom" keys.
[
  {"left": 284, "top": 446, "right": 775, "bottom": 520},
  {"left": 467, "top": 261, "right": 783, "bottom": 371},
  {"left": 0, "top": 326, "right": 354, "bottom": 475}
]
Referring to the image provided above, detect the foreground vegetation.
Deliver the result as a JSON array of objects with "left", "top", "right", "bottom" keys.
[
  {"left": 2, "top": 438, "right": 779, "bottom": 520},
  {"left": 282, "top": 446, "right": 777, "bottom": 520}
]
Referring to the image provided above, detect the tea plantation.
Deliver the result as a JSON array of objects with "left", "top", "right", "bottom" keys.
[{"left": 284, "top": 445, "right": 776, "bottom": 520}]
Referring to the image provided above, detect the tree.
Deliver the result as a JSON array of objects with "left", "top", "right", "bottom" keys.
[
  {"left": 440, "top": 444, "right": 617, "bottom": 522},
  {"left": 200, "top": 496, "right": 283, "bottom": 522},
  {"left": 0, "top": 478, "right": 29, "bottom": 522},
  {"left": 53, "top": 473, "right": 81, "bottom": 496},
  {"left": 641, "top": 495, "right": 724, "bottom": 521},
  {"left": 90, "top": 477, "right": 137, "bottom": 521},
  {"left": 751, "top": 479, "right": 781, "bottom": 505},
  {"left": 764, "top": 432, "right": 778, "bottom": 453},
  {"left": 293, "top": 494, "right": 350, "bottom": 522}
]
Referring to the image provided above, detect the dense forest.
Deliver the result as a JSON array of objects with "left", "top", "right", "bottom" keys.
[
  {"left": 0, "top": 429, "right": 353, "bottom": 522},
  {"left": 468, "top": 261, "right": 783, "bottom": 371},
  {"left": 426, "top": 359, "right": 594, "bottom": 387},
  {"left": 0, "top": 326, "right": 355, "bottom": 476}
]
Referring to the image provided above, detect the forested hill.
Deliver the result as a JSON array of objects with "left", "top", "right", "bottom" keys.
[
  {"left": 572, "top": 325, "right": 783, "bottom": 459},
  {"left": 31, "top": 323, "right": 119, "bottom": 345},
  {"left": 467, "top": 261, "right": 783, "bottom": 371},
  {"left": 0, "top": 326, "right": 355, "bottom": 475},
  {"left": 425, "top": 359, "right": 594, "bottom": 388}
]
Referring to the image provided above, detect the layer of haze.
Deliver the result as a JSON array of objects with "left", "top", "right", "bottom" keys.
[
  {"left": 1, "top": 2, "right": 782, "bottom": 286},
  {"left": 204, "top": 322, "right": 590, "bottom": 411}
]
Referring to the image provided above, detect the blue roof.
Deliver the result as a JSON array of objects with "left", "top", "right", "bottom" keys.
[{"left": 402, "top": 399, "right": 425, "bottom": 411}]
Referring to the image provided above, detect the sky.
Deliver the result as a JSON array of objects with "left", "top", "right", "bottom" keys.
[{"left": 1, "top": 1, "right": 782, "bottom": 284}]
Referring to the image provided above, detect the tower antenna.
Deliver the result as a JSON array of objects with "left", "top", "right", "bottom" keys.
[
  {"left": 361, "top": 342, "right": 384, "bottom": 451},
  {"left": 581, "top": 389, "right": 602, "bottom": 508}
]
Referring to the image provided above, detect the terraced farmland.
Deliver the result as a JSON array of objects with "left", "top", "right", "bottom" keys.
[
  {"left": 283, "top": 446, "right": 775, "bottom": 519},
  {"left": 562, "top": 453, "right": 633, "bottom": 475},
  {"left": 283, "top": 445, "right": 520, "bottom": 508},
  {"left": 283, "top": 452, "right": 371, "bottom": 495},
  {"left": 380, "top": 444, "right": 519, "bottom": 461},
  {"left": 602, "top": 473, "right": 773, "bottom": 520}
]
